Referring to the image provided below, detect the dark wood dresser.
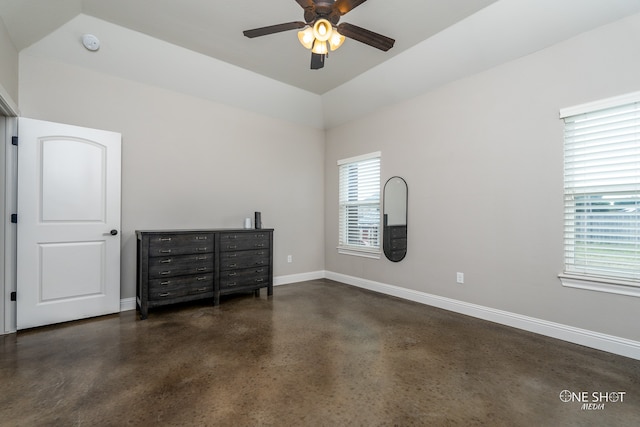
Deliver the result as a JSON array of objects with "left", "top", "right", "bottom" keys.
[{"left": 136, "top": 229, "right": 273, "bottom": 319}]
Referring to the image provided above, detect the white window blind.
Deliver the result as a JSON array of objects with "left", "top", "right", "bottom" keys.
[
  {"left": 562, "top": 96, "right": 640, "bottom": 284},
  {"left": 338, "top": 152, "right": 381, "bottom": 257}
]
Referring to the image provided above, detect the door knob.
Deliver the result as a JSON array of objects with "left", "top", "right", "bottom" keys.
[{"left": 110, "top": 229, "right": 118, "bottom": 236}]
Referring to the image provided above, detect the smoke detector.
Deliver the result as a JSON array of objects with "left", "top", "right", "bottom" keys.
[{"left": 82, "top": 34, "right": 100, "bottom": 51}]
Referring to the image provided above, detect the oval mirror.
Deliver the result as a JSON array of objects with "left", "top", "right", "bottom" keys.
[{"left": 383, "top": 176, "right": 407, "bottom": 262}]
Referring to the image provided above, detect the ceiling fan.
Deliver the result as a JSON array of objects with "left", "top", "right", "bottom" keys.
[{"left": 243, "top": 0, "right": 395, "bottom": 70}]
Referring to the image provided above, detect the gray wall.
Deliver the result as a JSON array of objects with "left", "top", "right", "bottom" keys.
[
  {"left": 325, "top": 13, "right": 640, "bottom": 341},
  {"left": 19, "top": 55, "right": 326, "bottom": 300},
  {"left": 0, "top": 17, "right": 19, "bottom": 109}
]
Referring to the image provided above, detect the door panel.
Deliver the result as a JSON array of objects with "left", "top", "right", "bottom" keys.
[
  {"left": 40, "top": 241, "right": 105, "bottom": 300},
  {"left": 41, "top": 138, "right": 106, "bottom": 222},
  {"left": 17, "top": 118, "right": 121, "bottom": 329}
]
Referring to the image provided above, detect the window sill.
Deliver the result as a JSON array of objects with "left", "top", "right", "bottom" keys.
[
  {"left": 558, "top": 274, "right": 640, "bottom": 298},
  {"left": 337, "top": 247, "right": 381, "bottom": 259}
]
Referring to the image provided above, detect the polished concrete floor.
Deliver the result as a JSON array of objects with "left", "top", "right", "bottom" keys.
[{"left": 1, "top": 279, "right": 639, "bottom": 426}]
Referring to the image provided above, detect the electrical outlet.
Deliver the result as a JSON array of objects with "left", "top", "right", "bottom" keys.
[
  {"left": 456, "top": 272, "right": 464, "bottom": 284},
  {"left": 287, "top": 255, "right": 292, "bottom": 263}
]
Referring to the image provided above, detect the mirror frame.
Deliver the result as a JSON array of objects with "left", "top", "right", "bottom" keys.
[{"left": 383, "top": 176, "right": 407, "bottom": 262}]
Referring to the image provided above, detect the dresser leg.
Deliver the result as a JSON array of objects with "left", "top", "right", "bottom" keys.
[
  {"left": 267, "top": 284, "right": 273, "bottom": 296},
  {"left": 214, "top": 292, "right": 220, "bottom": 306},
  {"left": 137, "top": 298, "right": 148, "bottom": 320}
]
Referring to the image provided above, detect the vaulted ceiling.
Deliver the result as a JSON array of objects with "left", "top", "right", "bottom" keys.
[
  {"left": 2, "top": 0, "right": 640, "bottom": 128},
  {"left": 0, "top": 0, "right": 500, "bottom": 94}
]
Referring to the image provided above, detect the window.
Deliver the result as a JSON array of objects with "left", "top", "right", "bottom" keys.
[
  {"left": 560, "top": 92, "right": 640, "bottom": 297},
  {"left": 338, "top": 152, "right": 381, "bottom": 258}
]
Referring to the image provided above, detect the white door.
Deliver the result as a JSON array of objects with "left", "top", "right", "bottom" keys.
[{"left": 17, "top": 118, "right": 121, "bottom": 329}]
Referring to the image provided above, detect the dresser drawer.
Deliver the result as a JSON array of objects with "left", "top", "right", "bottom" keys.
[
  {"left": 149, "top": 255, "right": 213, "bottom": 279},
  {"left": 219, "top": 232, "right": 270, "bottom": 251},
  {"left": 219, "top": 268, "right": 269, "bottom": 289},
  {"left": 148, "top": 253, "right": 213, "bottom": 269},
  {"left": 148, "top": 233, "right": 214, "bottom": 256},
  {"left": 148, "top": 279, "right": 213, "bottom": 301},
  {"left": 219, "top": 249, "right": 269, "bottom": 270},
  {"left": 149, "top": 273, "right": 213, "bottom": 291}
]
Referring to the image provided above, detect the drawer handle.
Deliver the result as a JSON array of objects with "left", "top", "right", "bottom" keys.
[
  {"left": 255, "top": 261, "right": 264, "bottom": 265},
  {"left": 160, "top": 271, "right": 171, "bottom": 275},
  {"left": 257, "top": 251, "right": 265, "bottom": 255},
  {"left": 228, "top": 282, "right": 237, "bottom": 287},
  {"left": 227, "top": 245, "right": 237, "bottom": 249},
  {"left": 196, "top": 247, "right": 207, "bottom": 252},
  {"left": 228, "top": 263, "right": 237, "bottom": 268},
  {"left": 160, "top": 259, "right": 172, "bottom": 264},
  {"left": 196, "top": 267, "right": 206, "bottom": 272},
  {"left": 255, "top": 234, "right": 265, "bottom": 238},
  {"left": 197, "top": 277, "right": 207, "bottom": 281},
  {"left": 255, "top": 278, "right": 264, "bottom": 283},
  {"left": 255, "top": 244, "right": 265, "bottom": 248},
  {"left": 195, "top": 256, "right": 207, "bottom": 260},
  {"left": 195, "top": 236, "right": 208, "bottom": 240},
  {"left": 159, "top": 292, "right": 171, "bottom": 297},
  {"left": 227, "top": 253, "right": 238, "bottom": 258},
  {"left": 255, "top": 269, "right": 264, "bottom": 273},
  {"left": 225, "top": 235, "right": 237, "bottom": 240},
  {"left": 158, "top": 238, "right": 172, "bottom": 242},
  {"left": 159, "top": 249, "right": 172, "bottom": 254},
  {"left": 228, "top": 272, "right": 237, "bottom": 277},
  {"left": 196, "top": 287, "right": 207, "bottom": 292},
  {"left": 160, "top": 281, "right": 171, "bottom": 285}
]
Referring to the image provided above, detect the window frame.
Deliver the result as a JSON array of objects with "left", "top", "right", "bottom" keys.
[
  {"left": 337, "top": 151, "right": 381, "bottom": 259},
  {"left": 559, "top": 91, "right": 640, "bottom": 298}
]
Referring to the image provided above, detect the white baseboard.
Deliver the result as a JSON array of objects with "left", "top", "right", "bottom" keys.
[
  {"left": 274, "top": 270, "right": 325, "bottom": 286},
  {"left": 120, "top": 297, "right": 136, "bottom": 312},
  {"left": 325, "top": 271, "right": 640, "bottom": 361}
]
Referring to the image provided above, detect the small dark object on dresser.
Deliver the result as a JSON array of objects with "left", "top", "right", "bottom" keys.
[{"left": 254, "top": 212, "right": 262, "bottom": 229}]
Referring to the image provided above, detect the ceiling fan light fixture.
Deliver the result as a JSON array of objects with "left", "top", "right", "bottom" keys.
[
  {"left": 311, "top": 40, "right": 328, "bottom": 55},
  {"left": 313, "top": 19, "right": 332, "bottom": 42},
  {"left": 297, "top": 27, "right": 314, "bottom": 49},
  {"left": 328, "top": 30, "right": 345, "bottom": 51}
]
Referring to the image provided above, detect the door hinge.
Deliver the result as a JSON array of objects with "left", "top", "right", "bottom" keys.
[
  {"left": 11, "top": 136, "right": 18, "bottom": 146},
  {"left": 10, "top": 291, "right": 16, "bottom": 301},
  {"left": 10, "top": 214, "right": 17, "bottom": 224}
]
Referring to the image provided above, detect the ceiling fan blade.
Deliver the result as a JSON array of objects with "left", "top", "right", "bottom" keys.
[
  {"left": 310, "top": 53, "right": 325, "bottom": 70},
  {"left": 243, "top": 21, "right": 306, "bottom": 38},
  {"left": 337, "top": 22, "right": 395, "bottom": 51},
  {"left": 333, "top": 0, "right": 368, "bottom": 15},
  {"left": 295, "top": 0, "right": 315, "bottom": 9}
]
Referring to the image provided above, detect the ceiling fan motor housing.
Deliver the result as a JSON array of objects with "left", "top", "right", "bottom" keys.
[
  {"left": 315, "top": 1, "right": 335, "bottom": 15},
  {"left": 305, "top": 0, "right": 342, "bottom": 24}
]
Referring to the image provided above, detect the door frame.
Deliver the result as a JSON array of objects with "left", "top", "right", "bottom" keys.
[{"left": 0, "top": 91, "right": 18, "bottom": 335}]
